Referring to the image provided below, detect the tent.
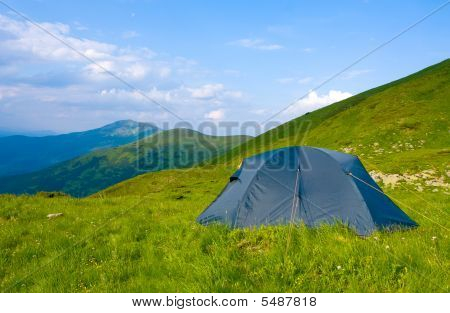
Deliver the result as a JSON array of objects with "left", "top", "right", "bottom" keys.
[{"left": 197, "top": 146, "right": 417, "bottom": 235}]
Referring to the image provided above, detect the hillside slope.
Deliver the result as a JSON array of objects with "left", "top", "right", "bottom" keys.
[
  {"left": 217, "top": 58, "right": 449, "bottom": 171},
  {"left": 0, "top": 129, "right": 250, "bottom": 197},
  {"left": 106, "top": 59, "right": 450, "bottom": 197},
  {"left": 0, "top": 120, "right": 158, "bottom": 177}
]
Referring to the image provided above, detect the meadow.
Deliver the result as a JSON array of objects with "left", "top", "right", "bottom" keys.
[{"left": 0, "top": 164, "right": 448, "bottom": 292}]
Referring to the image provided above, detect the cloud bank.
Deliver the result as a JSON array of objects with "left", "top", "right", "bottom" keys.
[
  {"left": 230, "top": 38, "right": 283, "bottom": 50},
  {"left": 0, "top": 14, "right": 245, "bottom": 131}
]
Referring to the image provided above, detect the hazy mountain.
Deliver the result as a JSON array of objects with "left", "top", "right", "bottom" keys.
[
  {"left": 0, "top": 129, "right": 251, "bottom": 197},
  {"left": 0, "top": 128, "right": 58, "bottom": 137},
  {"left": 0, "top": 120, "right": 158, "bottom": 177}
]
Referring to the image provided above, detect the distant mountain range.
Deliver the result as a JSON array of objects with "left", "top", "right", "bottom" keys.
[
  {"left": 0, "top": 120, "right": 158, "bottom": 177},
  {"left": 0, "top": 128, "right": 58, "bottom": 137},
  {"left": 0, "top": 128, "right": 251, "bottom": 197}
]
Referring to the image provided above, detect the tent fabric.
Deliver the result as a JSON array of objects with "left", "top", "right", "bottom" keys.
[{"left": 197, "top": 146, "right": 417, "bottom": 235}]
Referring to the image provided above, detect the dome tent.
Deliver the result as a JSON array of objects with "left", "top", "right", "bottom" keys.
[{"left": 197, "top": 146, "right": 417, "bottom": 235}]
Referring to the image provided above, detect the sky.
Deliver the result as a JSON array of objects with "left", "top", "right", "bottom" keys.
[{"left": 0, "top": 0, "right": 448, "bottom": 135}]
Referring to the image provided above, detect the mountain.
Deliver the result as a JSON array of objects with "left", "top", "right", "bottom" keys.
[
  {"left": 0, "top": 120, "right": 158, "bottom": 177},
  {"left": 0, "top": 129, "right": 251, "bottom": 197},
  {"left": 0, "top": 128, "right": 58, "bottom": 137}
]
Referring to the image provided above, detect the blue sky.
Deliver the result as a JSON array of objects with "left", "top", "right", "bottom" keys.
[{"left": 0, "top": 0, "right": 448, "bottom": 134}]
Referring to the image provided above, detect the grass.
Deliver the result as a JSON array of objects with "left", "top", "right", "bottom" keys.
[{"left": 0, "top": 169, "right": 448, "bottom": 292}]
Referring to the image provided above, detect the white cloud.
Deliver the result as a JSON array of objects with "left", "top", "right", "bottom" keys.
[
  {"left": 0, "top": 15, "right": 115, "bottom": 63},
  {"left": 0, "top": 80, "right": 246, "bottom": 132},
  {"left": 341, "top": 69, "right": 372, "bottom": 80},
  {"left": 187, "top": 83, "right": 224, "bottom": 99},
  {"left": 298, "top": 77, "right": 313, "bottom": 84},
  {"left": 223, "top": 90, "right": 243, "bottom": 99},
  {"left": 277, "top": 76, "right": 313, "bottom": 85},
  {"left": 223, "top": 69, "right": 241, "bottom": 76},
  {"left": 283, "top": 90, "right": 352, "bottom": 118},
  {"left": 73, "top": 21, "right": 88, "bottom": 31},
  {"left": 122, "top": 31, "right": 139, "bottom": 39},
  {"left": 251, "top": 108, "right": 268, "bottom": 115},
  {"left": 230, "top": 38, "right": 283, "bottom": 50},
  {"left": 0, "top": 86, "right": 19, "bottom": 101},
  {"left": 0, "top": 14, "right": 171, "bottom": 83},
  {"left": 158, "top": 67, "right": 171, "bottom": 78},
  {"left": 277, "top": 77, "right": 296, "bottom": 84},
  {"left": 99, "top": 86, "right": 175, "bottom": 103},
  {"left": 267, "top": 25, "right": 293, "bottom": 36},
  {"left": 302, "top": 47, "right": 314, "bottom": 53},
  {"left": 98, "top": 84, "right": 243, "bottom": 105},
  {"left": 204, "top": 109, "right": 225, "bottom": 121},
  {"left": 0, "top": 14, "right": 249, "bottom": 131}
]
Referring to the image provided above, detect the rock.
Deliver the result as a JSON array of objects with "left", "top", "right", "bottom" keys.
[
  {"left": 342, "top": 147, "right": 354, "bottom": 153},
  {"left": 47, "top": 213, "right": 63, "bottom": 219}
]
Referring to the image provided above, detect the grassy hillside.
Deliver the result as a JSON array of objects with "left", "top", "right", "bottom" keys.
[
  {"left": 0, "top": 129, "right": 250, "bottom": 197},
  {"left": 214, "top": 58, "right": 449, "bottom": 172},
  {"left": 0, "top": 60, "right": 448, "bottom": 292},
  {"left": 0, "top": 120, "right": 158, "bottom": 177}
]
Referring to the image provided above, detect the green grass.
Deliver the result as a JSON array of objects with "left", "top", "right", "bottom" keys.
[
  {"left": 0, "top": 170, "right": 448, "bottom": 292},
  {"left": 0, "top": 59, "right": 449, "bottom": 292},
  {"left": 214, "top": 59, "right": 450, "bottom": 173}
]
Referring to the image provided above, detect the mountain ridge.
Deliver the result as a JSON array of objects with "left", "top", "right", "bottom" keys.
[
  {"left": 0, "top": 128, "right": 251, "bottom": 197},
  {"left": 0, "top": 120, "right": 158, "bottom": 177}
]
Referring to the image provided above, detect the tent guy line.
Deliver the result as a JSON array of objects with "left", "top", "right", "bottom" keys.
[
  {"left": 348, "top": 172, "right": 449, "bottom": 232},
  {"left": 362, "top": 158, "right": 450, "bottom": 219}
]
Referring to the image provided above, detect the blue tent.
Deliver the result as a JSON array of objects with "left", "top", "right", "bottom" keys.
[{"left": 197, "top": 146, "right": 417, "bottom": 235}]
